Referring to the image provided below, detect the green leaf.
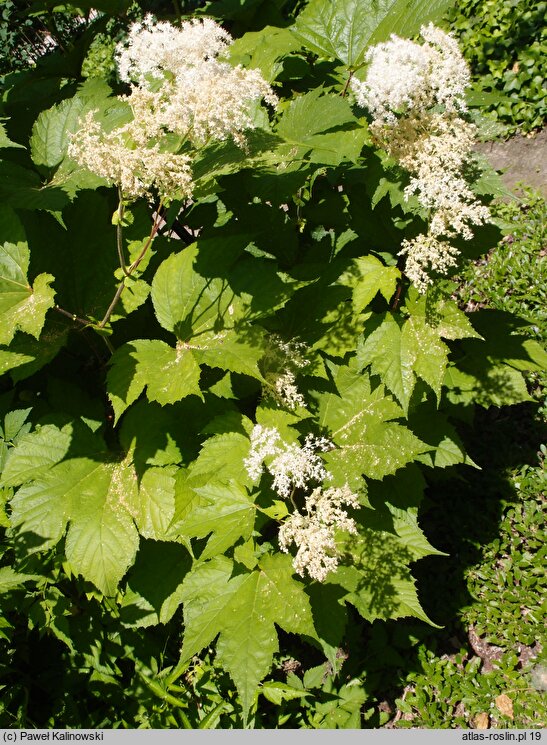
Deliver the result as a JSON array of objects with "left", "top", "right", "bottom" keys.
[
  {"left": 10, "top": 459, "right": 85, "bottom": 552},
  {"left": 276, "top": 89, "right": 363, "bottom": 164},
  {"left": 293, "top": 0, "right": 456, "bottom": 68},
  {"left": 178, "top": 480, "right": 256, "bottom": 560},
  {"left": 260, "top": 682, "right": 310, "bottom": 705},
  {"left": 180, "top": 553, "right": 316, "bottom": 714},
  {"left": 1, "top": 423, "right": 73, "bottom": 487},
  {"left": 340, "top": 255, "right": 400, "bottom": 312},
  {"left": 64, "top": 458, "right": 139, "bottom": 595},
  {"left": 30, "top": 79, "right": 113, "bottom": 169},
  {"left": 444, "top": 359, "right": 532, "bottom": 408},
  {"left": 190, "top": 432, "right": 254, "bottom": 484},
  {"left": 193, "top": 328, "right": 266, "bottom": 382},
  {"left": 0, "top": 122, "right": 25, "bottom": 150},
  {"left": 0, "top": 161, "right": 70, "bottom": 211},
  {"left": 358, "top": 312, "right": 450, "bottom": 410},
  {"left": 11, "top": 457, "right": 139, "bottom": 593},
  {"left": 331, "top": 523, "right": 438, "bottom": 625},
  {"left": 107, "top": 339, "right": 203, "bottom": 422},
  {"left": 357, "top": 314, "right": 414, "bottom": 409},
  {"left": 151, "top": 245, "right": 241, "bottom": 340},
  {"left": 0, "top": 566, "right": 41, "bottom": 593},
  {"left": 277, "top": 90, "right": 357, "bottom": 144},
  {"left": 1, "top": 324, "right": 69, "bottom": 383},
  {"left": 401, "top": 315, "right": 449, "bottom": 405},
  {"left": 129, "top": 466, "right": 177, "bottom": 541},
  {"left": 317, "top": 364, "right": 429, "bottom": 484},
  {"left": 229, "top": 26, "right": 302, "bottom": 81},
  {"left": 0, "top": 207, "right": 56, "bottom": 345}
]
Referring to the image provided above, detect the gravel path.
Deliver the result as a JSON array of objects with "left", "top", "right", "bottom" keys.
[{"left": 476, "top": 128, "right": 547, "bottom": 196}]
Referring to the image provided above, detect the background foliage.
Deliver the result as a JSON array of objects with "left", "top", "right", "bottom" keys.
[{"left": 445, "top": 0, "right": 546, "bottom": 135}]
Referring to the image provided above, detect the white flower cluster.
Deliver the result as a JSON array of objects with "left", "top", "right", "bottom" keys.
[
  {"left": 244, "top": 425, "right": 359, "bottom": 581},
  {"left": 244, "top": 425, "right": 330, "bottom": 498},
  {"left": 279, "top": 486, "right": 359, "bottom": 582},
  {"left": 264, "top": 336, "right": 311, "bottom": 411},
  {"left": 116, "top": 16, "right": 231, "bottom": 83},
  {"left": 68, "top": 109, "right": 194, "bottom": 202},
  {"left": 352, "top": 24, "right": 490, "bottom": 292},
  {"left": 352, "top": 23, "right": 469, "bottom": 124},
  {"left": 69, "top": 15, "right": 277, "bottom": 201}
]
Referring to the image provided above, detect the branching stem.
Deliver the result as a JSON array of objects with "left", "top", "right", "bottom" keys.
[{"left": 98, "top": 204, "right": 164, "bottom": 328}]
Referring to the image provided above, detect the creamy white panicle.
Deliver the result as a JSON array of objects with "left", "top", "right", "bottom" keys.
[
  {"left": 269, "top": 434, "right": 331, "bottom": 499},
  {"left": 243, "top": 425, "right": 281, "bottom": 481},
  {"left": 274, "top": 371, "right": 307, "bottom": 411},
  {"left": 244, "top": 426, "right": 331, "bottom": 498},
  {"left": 115, "top": 15, "right": 277, "bottom": 146},
  {"left": 264, "top": 336, "right": 311, "bottom": 411},
  {"left": 279, "top": 485, "right": 359, "bottom": 582},
  {"left": 352, "top": 24, "right": 489, "bottom": 292},
  {"left": 116, "top": 15, "right": 231, "bottom": 83},
  {"left": 68, "top": 111, "right": 193, "bottom": 202},
  {"left": 69, "top": 16, "right": 277, "bottom": 200},
  {"left": 352, "top": 23, "right": 469, "bottom": 124}
]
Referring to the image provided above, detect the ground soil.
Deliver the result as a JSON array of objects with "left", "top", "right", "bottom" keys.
[{"left": 476, "top": 128, "right": 547, "bottom": 196}]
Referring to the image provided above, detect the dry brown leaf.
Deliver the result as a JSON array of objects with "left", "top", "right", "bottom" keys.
[
  {"left": 473, "top": 712, "right": 490, "bottom": 729},
  {"left": 495, "top": 693, "right": 514, "bottom": 720}
]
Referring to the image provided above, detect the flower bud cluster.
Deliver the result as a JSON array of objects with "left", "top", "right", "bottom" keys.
[
  {"left": 353, "top": 24, "right": 490, "bottom": 292},
  {"left": 244, "top": 425, "right": 359, "bottom": 582},
  {"left": 68, "top": 15, "right": 277, "bottom": 202}
]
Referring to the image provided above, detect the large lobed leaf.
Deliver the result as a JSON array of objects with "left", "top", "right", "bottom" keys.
[
  {"left": 293, "top": 0, "right": 456, "bottom": 68},
  {"left": 180, "top": 553, "right": 316, "bottom": 715},
  {"left": 0, "top": 206, "right": 55, "bottom": 346}
]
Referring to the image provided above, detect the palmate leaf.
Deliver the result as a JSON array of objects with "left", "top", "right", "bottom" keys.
[
  {"left": 0, "top": 324, "right": 69, "bottom": 383},
  {"left": 0, "top": 121, "right": 25, "bottom": 150},
  {"left": 338, "top": 255, "right": 400, "bottom": 312},
  {"left": 0, "top": 422, "right": 73, "bottom": 487},
  {"left": 293, "top": 0, "right": 456, "bottom": 69},
  {"left": 360, "top": 313, "right": 450, "bottom": 410},
  {"left": 0, "top": 567, "right": 41, "bottom": 593},
  {"left": 228, "top": 26, "right": 302, "bottom": 81},
  {"left": 0, "top": 206, "right": 55, "bottom": 346},
  {"left": 331, "top": 526, "right": 437, "bottom": 624},
  {"left": 180, "top": 553, "right": 316, "bottom": 715},
  {"left": 331, "top": 475, "right": 440, "bottom": 625},
  {"left": 10, "top": 457, "right": 141, "bottom": 595},
  {"left": 275, "top": 89, "right": 365, "bottom": 165},
  {"left": 317, "top": 364, "right": 429, "bottom": 487},
  {"left": 30, "top": 79, "right": 114, "bottom": 170},
  {"left": 151, "top": 245, "right": 242, "bottom": 339},
  {"left": 107, "top": 339, "right": 203, "bottom": 422},
  {"left": 107, "top": 329, "right": 265, "bottom": 421},
  {"left": 174, "top": 480, "right": 256, "bottom": 560},
  {"left": 120, "top": 540, "right": 192, "bottom": 628}
]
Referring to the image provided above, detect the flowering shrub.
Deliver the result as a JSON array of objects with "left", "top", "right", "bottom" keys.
[{"left": 0, "top": 0, "right": 545, "bottom": 727}]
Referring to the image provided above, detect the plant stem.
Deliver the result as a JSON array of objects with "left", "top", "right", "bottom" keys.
[
  {"left": 116, "top": 186, "right": 130, "bottom": 277},
  {"left": 341, "top": 70, "right": 354, "bottom": 98},
  {"left": 54, "top": 305, "right": 90, "bottom": 326},
  {"left": 98, "top": 205, "right": 164, "bottom": 328}
]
